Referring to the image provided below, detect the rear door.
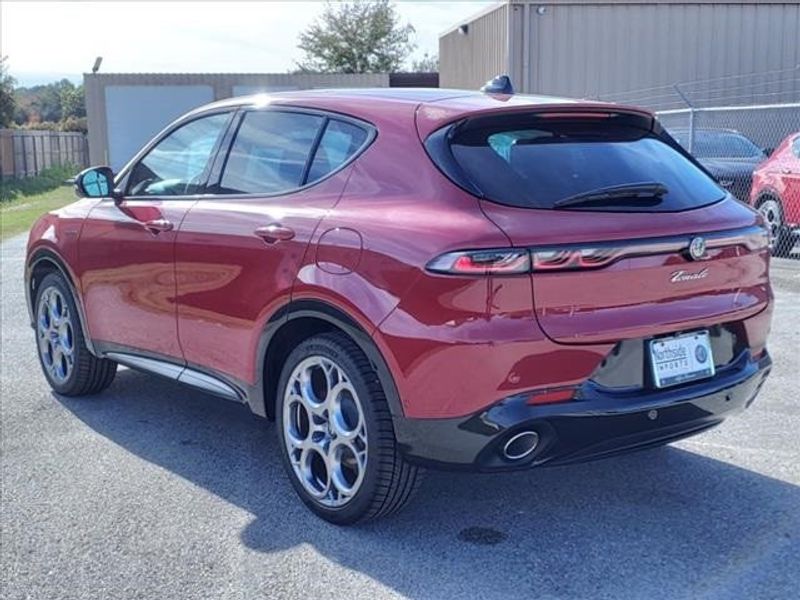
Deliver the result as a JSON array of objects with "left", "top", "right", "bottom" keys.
[
  {"left": 79, "top": 111, "right": 232, "bottom": 359},
  {"left": 438, "top": 109, "right": 771, "bottom": 344},
  {"left": 175, "top": 108, "right": 371, "bottom": 387}
]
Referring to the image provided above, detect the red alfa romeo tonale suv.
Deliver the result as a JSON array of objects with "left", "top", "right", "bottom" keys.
[{"left": 26, "top": 88, "right": 773, "bottom": 524}]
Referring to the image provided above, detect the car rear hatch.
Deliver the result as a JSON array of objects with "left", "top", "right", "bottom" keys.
[{"left": 424, "top": 106, "right": 772, "bottom": 345}]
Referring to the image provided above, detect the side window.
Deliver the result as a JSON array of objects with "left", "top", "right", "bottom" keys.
[
  {"left": 792, "top": 136, "right": 800, "bottom": 159},
  {"left": 306, "top": 120, "right": 368, "bottom": 183},
  {"left": 218, "top": 111, "right": 324, "bottom": 194},
  {"left": 127, "top": 113, "right": 230, "bottom": 196}
]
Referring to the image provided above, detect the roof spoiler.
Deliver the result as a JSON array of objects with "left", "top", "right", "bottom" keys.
[{"left": 480, "top": 74, "right": 514, "bottom": 95}]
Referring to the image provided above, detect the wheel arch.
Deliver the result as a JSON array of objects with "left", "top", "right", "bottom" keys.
[
  {"left": 26, "top": 248, "right": 97, "bottom": 356},
  {"left": 754, "top": 187, "right": 783, "bottom": 208},
  {"left": 255, "top": 299, "right": 403, "bottom": 422}
]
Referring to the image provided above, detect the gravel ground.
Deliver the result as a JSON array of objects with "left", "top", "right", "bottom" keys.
[{"left": 2, "top": 232, "right": 799, "bottom": 600}]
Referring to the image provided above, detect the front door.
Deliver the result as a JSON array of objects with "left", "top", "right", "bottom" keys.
[{"left": 78, "top": 111, "right": 232, "bottom": 360}]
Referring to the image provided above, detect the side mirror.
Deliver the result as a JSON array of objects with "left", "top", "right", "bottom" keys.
[{"left": 75, "top": 166, "right": 119, "bottom": 201}]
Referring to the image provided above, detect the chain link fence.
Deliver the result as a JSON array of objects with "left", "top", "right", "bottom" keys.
[{"left": 601, "top": 67, "right": 800, "bottom": 259}]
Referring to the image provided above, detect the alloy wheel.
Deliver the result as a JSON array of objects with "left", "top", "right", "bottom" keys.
[
  {"left": 282, "top": 356, "right": 368, "bottom": 508},
  {"left": 37, "top": 287, "right": 75, "bottom": 383},
  {"left": 758, "top": 199, "right": 783, "bottom": 250}
]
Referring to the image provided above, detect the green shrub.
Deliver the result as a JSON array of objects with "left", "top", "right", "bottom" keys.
[
  {"left": 59, "top": 116, "right": 87, "bottom": 133},
  {"left": 0, "top": 164, "right": 78, "bottom": 203},
  {"left": 19, "top": 121, "right": 60, "bottom": 131}
]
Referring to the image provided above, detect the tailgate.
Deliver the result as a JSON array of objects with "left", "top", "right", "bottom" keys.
[
  {"left": 482, "top": 199, "right": 771, "bottom": 345},
  {"left": 529, "top": 227, "right": 770, "bottom": 344}
]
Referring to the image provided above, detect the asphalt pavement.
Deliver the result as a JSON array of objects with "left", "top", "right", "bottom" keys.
[{"left": 2, "top": 232, "right": 799, "bottom": 600}]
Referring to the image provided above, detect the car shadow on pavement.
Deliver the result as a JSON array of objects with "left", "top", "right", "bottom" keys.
[{"left": 56, "top": 368, "right": 800, "bottom": 599}]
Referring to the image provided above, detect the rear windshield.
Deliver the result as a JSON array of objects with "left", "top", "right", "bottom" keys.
[{"left": 441, "top": 114, "right": 725, "bottom": 211}]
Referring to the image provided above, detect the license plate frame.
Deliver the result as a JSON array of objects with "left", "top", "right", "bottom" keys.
[{"left": 649, "top": 331, "right": 715, "bottom": 389}]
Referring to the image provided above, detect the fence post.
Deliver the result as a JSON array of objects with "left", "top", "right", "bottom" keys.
[
  {"left": 19, "top": 135, "right": 25, "bottom": 177},
  {"left": 673, "top": 83, "right": 695, "bottom": 153}
]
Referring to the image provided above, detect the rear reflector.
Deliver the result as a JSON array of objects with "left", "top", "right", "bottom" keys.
[{"left": 526, "top": 387, "right": 576, "bottom": 405}]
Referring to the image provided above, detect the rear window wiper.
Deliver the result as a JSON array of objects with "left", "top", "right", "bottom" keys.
[{"left": 553, "top": 182, "right": 669, "bottom": 208}]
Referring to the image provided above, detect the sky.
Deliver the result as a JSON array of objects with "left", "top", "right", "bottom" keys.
[{"left": 1, "top": 1, "right": 495, "bottom": 87}]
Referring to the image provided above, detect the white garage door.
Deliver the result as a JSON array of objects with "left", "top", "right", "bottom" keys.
[{"left": 105, "top": 85, "right": 214, "bottom": 171}]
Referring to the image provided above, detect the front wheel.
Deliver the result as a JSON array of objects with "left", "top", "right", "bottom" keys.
[
  {"left": 276, "top": 332, "right": 422, "bottom": 524},
  {"left": 34, "top": 272, "right": 117, "bottom": 396}
]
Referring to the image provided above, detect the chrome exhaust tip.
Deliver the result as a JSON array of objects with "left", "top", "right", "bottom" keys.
[{"left": 502, "top": 430, "right": 540, "bottom": 461}]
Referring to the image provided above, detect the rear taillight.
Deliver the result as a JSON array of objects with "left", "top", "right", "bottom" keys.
[
  {"left": 741, "top": 226, "right": 770, "bottom": 252},
  {"left": 531, "top": 247, "right": 620, "bottom": 271},
  {"left": 426, "top": 247, "right": 620, "bottom": 275},
  {"left": 427, "top": 226, "right": 768, "bottom": 276},
  {"left": 426, "top": 249, "right": 531, "bottom": 275}
]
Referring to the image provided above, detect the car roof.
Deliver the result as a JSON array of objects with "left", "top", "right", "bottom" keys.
[{"left": 190, "top": 88, "right": 654, "bottom": 139}]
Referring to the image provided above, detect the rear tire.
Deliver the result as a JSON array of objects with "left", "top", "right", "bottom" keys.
[
  {"left": 275, "top": 332, "right": 422, "bottom": 524},
  {"left": 34, "top": 272, "right": 117, "bottom": 396},
  {"left": 757, "top": 196, "right": 793, "bottom": 257}
]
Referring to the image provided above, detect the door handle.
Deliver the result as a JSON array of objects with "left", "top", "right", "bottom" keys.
[
  {"left": 255, "top": 223, "right": 295, "bottom": 244},
  {"left": 781, "top": 168, "right": 793, "bottom": 174},
  {"left": 144, "top": 218, "right": 174, "bottom": 234}
]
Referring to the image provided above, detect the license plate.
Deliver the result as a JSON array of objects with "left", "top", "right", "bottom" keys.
[{"left": 649, "top": 331, "right": 715, "bottom": 388}]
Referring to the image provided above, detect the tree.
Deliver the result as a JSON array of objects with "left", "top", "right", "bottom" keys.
[
  {"left": 0, "top": 57, "right": 16, "bottom": 127},
  {"left": 296, "top": 1, "right": 415, "bottom": 73},
  {"left": 60, "top": 82, "right": 86, "bottom": 120},
  {"left": 411, "top": 52, "right": 438, "bottom": 73}
]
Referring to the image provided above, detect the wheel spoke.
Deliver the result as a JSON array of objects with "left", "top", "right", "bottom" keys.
[
  {"left": 49, "top": 293, "right": 62, "bottom": 326},
  {"left": 49, "top": 347, "right": 62, "bottom": 378},
  {"left": 58, "top": 323, "right": 74, "bottom": 355},
  {"left": 38, "top": 331, "right": 51, "bottom": 356}
]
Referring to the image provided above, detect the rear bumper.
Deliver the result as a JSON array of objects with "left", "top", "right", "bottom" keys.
[{"left": 393, "top": 351, "right": 771, "bottom": 471}]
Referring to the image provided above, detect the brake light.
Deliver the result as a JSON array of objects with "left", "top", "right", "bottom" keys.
[
  {"left": 538, "top": 112, "right": 615, "bottom": 119},
  {"left": 426, "top": 249, "right": 531, "bottom": 275}
]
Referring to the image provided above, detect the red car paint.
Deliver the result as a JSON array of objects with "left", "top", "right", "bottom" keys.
[
  {"left": 26, "top": 89, "right": 773, "bottom": 433},
  {"left": 750, "top": 131, "right": 800, "bottom": 227}
]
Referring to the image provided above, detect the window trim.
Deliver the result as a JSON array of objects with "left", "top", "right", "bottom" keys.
[
  {"left": 203, "top": 106, "right": 376, "bottom": 200},
  {"left": 113, "top": 108, "right": 238, "bottom": 201}
]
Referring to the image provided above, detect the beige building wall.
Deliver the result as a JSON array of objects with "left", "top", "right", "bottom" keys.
[{"left": 439, "top": 3, "right": 511, "bottom": 90}]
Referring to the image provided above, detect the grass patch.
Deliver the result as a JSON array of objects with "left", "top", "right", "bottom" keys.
[{"left": 1, "top": 167, "right": 79, "bottom": 240}]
